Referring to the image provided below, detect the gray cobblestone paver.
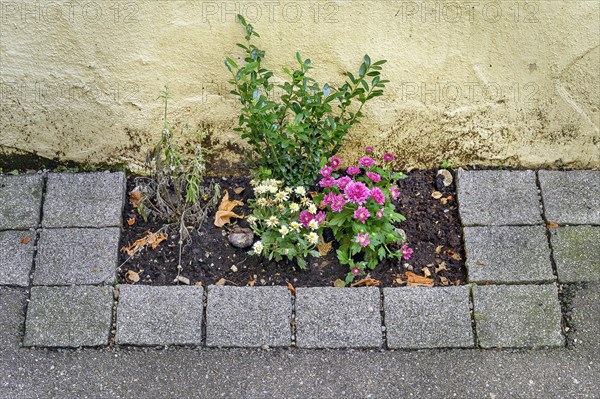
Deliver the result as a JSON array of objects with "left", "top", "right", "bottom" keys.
[
  {"left": 457, "top": 169, "right": 542, "bottom": 226},
  {"left": 116, "top": 285, "right": 204, "bottom": 346},
  {"left": 384, "top": 286, "right": 473, "bottom": 349},
  {"left": 206, "top": 286, "right": 292, "bottom": 348},
  {"left": 0, "top": 174, "right": 43, "bottom": 229},
  {"left": 472, "top": 284, "right": 564, "bottom": 348},
  {"left": 464, "top": 226, "right": 554, "bottom": 283},
  {"left": 0, "top": 230, "right": 35, "bottom": 286},
  {"left": 0, "top": 287, "right": 27, "bottom": 351},
  {"left": 24, "top": 286, "right": 113, "bottom": 347},
  {"left": 551, "top": 226, "right": 600, "bottom": 282},
  {"left": 539, "top": 170, "right": 600, "bottom": 225},
  {"left": 295, "top": 287, "right": 382, "bottom": 349},
  {"left": 42, "top": 172, "right": 126, "bottom": 228},
  {"left": 34, "top": 227, "right": 120, "bottom": 285}
]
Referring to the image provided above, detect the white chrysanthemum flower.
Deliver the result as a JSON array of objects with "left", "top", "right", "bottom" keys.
[
  {"left": 281, "top": 248, "right": 290, "bottom": 255},
  {"left": 278, "top": 204, "right": 286, "bottom": 213},
  {"left": 308, "top": 204, "right": 317, "bottom": 214},
  {"left": 308, "top": 219, "right": 319, "bottom": 230},
  {"left": 268, "top": 185, "right": 278, "bottom": 194},
  {"left": 305, "top": 232, "right": 319, "bottom": 245},
  {"left": 294, "top": 187, "right": 306, "bottom": 196},
  {"left": 279, "top": 225, "right": 290, "bottom": 237},
  {"left": 265, "top": 179, "right": 282, "bottom": 187},
  {"left": 250, "top": 179, "right": 259, "bottom": 186},
  {"left": 255, "top": 185, "right": 268, "bottom": 195},
  {"left": 289, "top": 203, "right": 300, "bottom": 212},
  {"left": 265, "top": 216, "right": 279, "bottom": 228},
  {"left": 275, "top": 191, "right": 289, "bottom": 203},
  {"left": 284, "top": 187, "right": 293, "bottom": 193},
  {"left": 247, "top": 215, "right": 257, "bottom": 224},
  {"left": 300, "top": 197, "right": 311, "bottom": 206},
  {"left": 256, "top": 198, "right": 268, "bottom": 207},
  {"left": 252, "top": 241, "right": 264, "bottom": 255},
  {"left": 290, "top": 221, "right": 301, "bottom": 232}
]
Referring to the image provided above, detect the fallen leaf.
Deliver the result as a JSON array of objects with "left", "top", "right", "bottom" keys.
[
  {"left": 20, "top": 236, "right": 31, "bottom": 245},
  {"left": 317, "top": 237, "right": 332, "bottom": 256},
  {"left": 129, "top": 190, "right": 142, "bottom": 208},
  {"left": 446, "top": 195, "right": 453, "bottom": 201},
  {"left": 120, "top": 230, "right": 167, "bottom": 256},
  {"left": 440, "top": 198, "right": 448, "bottom": 205},
  {"left": 435, "top": 245, "right": 443, "bottom": 255},
  {"left": 405, "top": 271, "right": 434, "bottom": 287},
  {"left": 194, "top": 281, "right": 203, "bottom": 286},
  {"left": 431, "top": 191, "right": 443, "bottom": 199},
  {"left": 214, "top": 190, "right": 244, "bottom": 227},
  {"left": 233, "top": 187, "right": 245, "bottom": 195},
  {"left": 453, "top": 280, "right": 461, "bottom": 286},
  {"left": 246, "top": 279, "right": 256, "bottom": 287},
  {"left": 215, "top": 278, "right": 226, "bottom": 286},
  {"left": 445, "top": 249, "right": 462, "bottom": 261},
  {"left": 125, "top": 270, "right": 140, "bottom": 283},
  {"left": 440, "top": 276, "right": 450, "bottom": 286},
  {"left": 287, "top": 282, "right": 296, "bottom": 296},
  {"left": 127, "top": 217, "right": 136, "bottom": 226},
  {"left": 394, "top": 277, "right": 406, "bottom": 285},
  {"left": 350, "top": 277, "right": 381, "bottom": 287},
  {"left": 308, "top": 191, "right": 318, "bottom": 199},
  {"left": 435, "top": 262, "right": 448, "bottom": 273},
  {"left": 422, "top": 267, "right": 432, "bottom": 277},
  {"left": 547, "top": 221, "right": 559, "bottom": 229},
  {"left": 333, "top": 279, "right": 346, "bottom": 288}
]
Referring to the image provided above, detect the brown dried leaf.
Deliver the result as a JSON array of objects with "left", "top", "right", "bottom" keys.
[
  {"left": 287, "top": 282, "right": 296, "bottom": 296},
  {"left": 394, "top": 277, "right": 406, "bottom": 285},
  {"left": 435, "top": 262, "right": 448, "bottom": 273},
  {"left": 20, "top": 236, "right": 31, "bottom": 245},
  {"left": 440, "top": 198, "right": 448, "bottom": 205},
  {"left": 215, "top": 278, "right": 226, "bottom": 286},
  {"left": 422, "top": 267, "right": 432, "bottom": 277},
  {"left": 125, "top": 270, "right": 140, "bottom": 283},
  {"left": 350, "top": 277, "right": 381, "bottom": 287},
  {"left": 431, "top": 191, "right": 443, "bottom": 199},
  {"left": 333, "top": 279, "right": 346, "bottom": 288},
  {"left": 405, "top": 271, "right": 434, "bottom": 287},
  {"left": 445, "top": 249, "right": 462, "bottom": 261},
  {"left": 246, "top": 279, "right": 256, "bottom": 287},
  {"left": 317, "top": 238, "right": 332, "bottom": 256},
  {"left": 129, "top": 190, "right": 142, "bottom": 208},
  {"left": 435, "top": 245, "right": 444, "bottom": 255},
  {"left": 547, "top": 221, "right": 559, "bottom": 229},
  {"left": 233, "top": 187, "right": 245, "bottom": 195},
  {"left": 214, "top": 190, "right": 244, "bottom": 227},
  {"left": 127, "top": 217, "right": 136, "bottom": 226},
  {"left": 440, "top": 276, "right": 450, "bottom": 286},
  {"left": 194, "top": 281, "right": 203, "bottom": 287},
  {"left": 120, "top": 230, "right": 167, "bottom": 256}
]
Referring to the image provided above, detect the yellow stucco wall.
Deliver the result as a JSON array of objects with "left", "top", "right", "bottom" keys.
[{"left": 1, "top": 1, "right": 599, "bottom": 173}]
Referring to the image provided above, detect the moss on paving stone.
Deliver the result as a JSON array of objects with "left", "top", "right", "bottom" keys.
[{"left": 551, "top": 226, "right": 600, "bottom": 283}]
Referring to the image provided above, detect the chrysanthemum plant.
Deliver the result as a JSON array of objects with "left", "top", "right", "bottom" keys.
[
  {"left": 315, "top": 149, "right": 413, "bottom": 284},
  {"left": 247, "top": 179, "right": 325, "bottom": 269},
  {"left": 225, "top": 14, "right": 388, "bottom": 187}
]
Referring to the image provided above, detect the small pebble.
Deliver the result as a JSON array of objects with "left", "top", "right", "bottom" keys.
[{"left": 230, "top": 265, "right": 238, "bottom": 273}]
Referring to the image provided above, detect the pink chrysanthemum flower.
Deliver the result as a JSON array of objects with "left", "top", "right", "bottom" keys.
[
  {"left": 329, "top": 156, "right": 341, "bottom": 169},
  {"left": 336, "top": 176, "right": 352, "bottom": 190},
  {"left": 366, "top": 171, "right": 381, "bottom": 183},
  {"left": 376, "top": 208, "right": 384, "bottom": 218},
  {"left": 319, "top": 165, "right": 333, "bottom": 178},
  {"left": 299, "top": 210, "right": 314, "bottom": 228},
  {"left": 352, "top": 267, "right": 361, "bottom": 275},
  {"left": 353, "top": 206, "right": 371, "bottom": 223},
  {"left": 401, "top": 244, "right": 413, "bottom": 260},
  {"left": 370, "top": 187, "right": 385, "bottom": 205},
  {"left": 355, "top": 232, "right": 370, "bottom": 247},
  {"left": 331, "top": 194, "right": 346, "bottom": 212},
  {"left": 365, "top": 146, "right": 373, "bottom": 153},
  {"left": 346, "top": 166, "right": 360, "bottom": 176},
  {"left": 389, "top": 185, "right": 400, "bottom": 200},
  {"left": 383, "top": 153, "right": 394, "bottom": 162},
  {"left": 319, "top": 177, "right": 336, "bottom": 188},
  {"left": 322, "top": 192, "right": 336, "bottom": 206},
  {"left": 315, "top": 211, "right": 327, "bottom": 224},
  {"left": 359, "top": 156, "right": 375, "bottom": 168},
  {"left": 344, "top": 181, "right": 370, "bottom": 204}
]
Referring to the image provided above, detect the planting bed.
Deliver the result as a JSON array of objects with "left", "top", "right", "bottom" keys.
[{"left": 117, "top": 169, "right": 466, "bottom": 287}]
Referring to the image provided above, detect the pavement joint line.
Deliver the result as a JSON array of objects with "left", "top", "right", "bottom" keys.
[
  {"left": 536, "top": 170, "right": 560, "bottom": 281},
  {"left": 290, "top": 287, "right": 298, "bottom": 347},
  {"left": 200, "top": 284, "right": 208, "bottom": 347},
  {"left": 467, "top": 284, "right": 480, "bottom": 348},
  {"left": 379, "top": 287, "right": 388, "bottom": 350}
]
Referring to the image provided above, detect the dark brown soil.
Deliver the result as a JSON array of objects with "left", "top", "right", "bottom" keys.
[{"left": 117, "top": 170, "right": 466, "bottom": 287}]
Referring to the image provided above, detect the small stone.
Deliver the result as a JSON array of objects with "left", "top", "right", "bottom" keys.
[
  {"left": 436, "top": 169, "right": 453, "bottom": 190},
  {"left": 367, "top": 306, "right": 374, "bottom": 313},
  {"left": 261, "top": 344, "right": 270, "bottom": 350},
  {"left": 230, "top": 265, "right": 238, "bottom": 273},
  {"left": 394, "top": 228, "right": 407, "bottom": 243},
  {"left": 175, "top": 275, "right": 190, "bottom": 285},
  {"left": 228, "top": 227, "right": 254, "bottom": 249}
]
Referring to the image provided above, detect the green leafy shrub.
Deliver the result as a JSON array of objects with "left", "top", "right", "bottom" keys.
[{"left": 225, "top": 14, "right": 388, "bottom": 187}]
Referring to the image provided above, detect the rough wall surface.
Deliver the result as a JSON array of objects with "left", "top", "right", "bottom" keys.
[{"left": 1, "top": 1, "right": 598, "bottom": 173}]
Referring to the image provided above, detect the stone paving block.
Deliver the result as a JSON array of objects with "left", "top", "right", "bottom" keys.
[
  {"left": 551, "top": 226, "right": 600, "bottom": 283},
  {"left": 464, "top": 226, "right": 554, "bottom": 284},
  {"left": 0, "top": 174, "right": 43, "bottom": 229},
  {"left": 116, "top": 285, "right": 204, "bottom": 346},
  {"left": 0, "top": 287, "right": 28, "bottom": 351},
  {"left": 0, "top": 230, "right": 35, "bottom": 286},
  {"left": 24, "top": 286, "right": 113, "bottom": 347},
  {"left": 34, "top": 228, "right": 120, "bottom": 285},
  {"left": 472, "top": 285, "right": 564, "bottom": 348},
  {"left": 295, "top": 287, "right": 382, "bottom": 349},
  {"left": 42, "top": 172, "right": 126, "bottom": 228},
  {"left": 206, "top": 286, "right": 292, "bottom": 348},
  {"left": 457, "top": 169, "right": 542, "bottom": 226},
  {"left": 384, "top": 286, "right": 473, "bottom": 349},
  {"left": 538, "top": 170, "right": 600, "bottom": 225}
]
